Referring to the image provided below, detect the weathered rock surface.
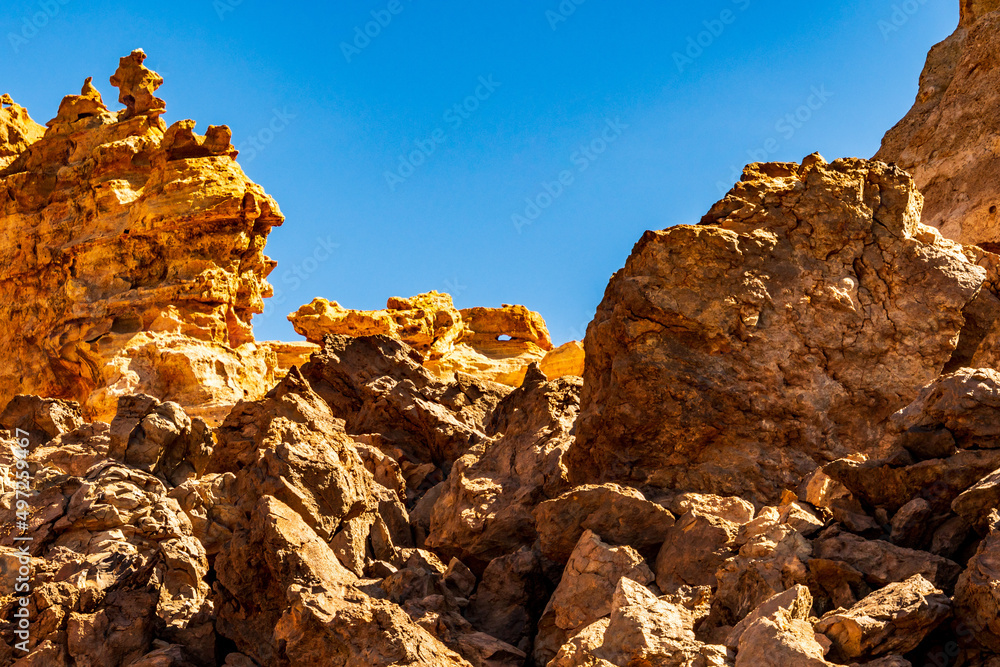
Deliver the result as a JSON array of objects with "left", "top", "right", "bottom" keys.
[
  {"left": 0, "top": 97, "right": 45, "bottom": 170},
  {"left": 300, "top": 334, "right": 506, "bottom": 467},
  {"left": 955, "top": 519, "right": 1000, "bottom": 652},
  {"left": 812, "top": 527, "right": 962, "bottom": 589},
  {"left": 426, "top": 364, "right": 580, "bottom": 564},
  {"left": 737, "top": 610, "right": 831, "bottom": 667},
  {"left": 549, "top": 578, "right": 730, "bottom": 667},
  {"left": 214, "top": 495, "right": 470, "bottom": 666},
  {"left": 290, "top": 292, "right": 584, "bottom": 387},
  {"left": 876, "top": 2, "right": 1000, "bottom": 246},
  {"left": 814, "top": 575, "right": 951, "bottom": 661},
  {"left": 548, "top": 529, "right": 654, "bottom": 635},
  {"left": 535, "top": 482, "right": 676, "bottom": 564},
  {"left": 0, "top": 50, "right": 284, "bottom": 425},
  {"left": 569, "top": 156, "right": 992, "bottom": 502},
  {"left": 656, "top": 510, "right": 740, "bottom": 591},
  {"left": 13, "top": 12, "right": 1000, "bottom": 666}
]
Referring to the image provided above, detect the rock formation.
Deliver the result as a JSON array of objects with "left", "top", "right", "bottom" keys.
[
  {"left": 0, "top": 49, "right": 283, "bottom": 426},
  {"left": 876, "top": 0, "right": 1000, "bottom": 247},
  {"left": 289, "top": 292, "right": 585, "bottom": 386},
  {"left": 10, "top": 7, "right": 1000, "bottom": 664},
  {"left": 570, "top": 155, "right": 1000, "bottom": 502}
]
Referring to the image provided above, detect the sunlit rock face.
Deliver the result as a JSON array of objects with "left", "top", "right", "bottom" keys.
[
  {"left": 0, "top": 49, "right": 284, "bottom": 424},
  {"left": 877, "top": 2, "right": 1000, "bottom": 248},
  {"left": 289, "top": 291, "right": 586, "bottom": 386},
  {"left": 568, "top": 156, "right": 999, "bottom": 503}
]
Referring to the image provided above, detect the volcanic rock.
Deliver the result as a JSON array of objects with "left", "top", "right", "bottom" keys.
[
  {"left": 954, "top": 517, "right": 1000, "bottom": 652},
  {"left": 814, "top": 575, "right": 951, "bottom": 661},
  {"left": 876, "top": 2, "right": 1000, "bottom": 246},
  {"left": 569, "top": 156, "right": 992, "bottom": 502},
  {"left": 427, "top": 364, "right": 580, "bottom": 564}
]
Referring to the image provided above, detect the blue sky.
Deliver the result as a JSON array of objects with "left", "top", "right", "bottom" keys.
[{"left": 1, "top": 0, "right": 958, "bottom": 344}]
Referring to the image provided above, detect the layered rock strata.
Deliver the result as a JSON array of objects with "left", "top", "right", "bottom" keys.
[{"left": 0, "top": 49, "right": 283, "bottom": 425}]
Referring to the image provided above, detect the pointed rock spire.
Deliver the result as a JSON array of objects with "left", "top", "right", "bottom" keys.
[{"left": 109, "top": 48, "right": 166, "bottom": 119}]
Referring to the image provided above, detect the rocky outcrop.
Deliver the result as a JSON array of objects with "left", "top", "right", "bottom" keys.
[
  {"left": 814, "top": 575, "right": 951, "bottom": 661},
  {"left": 0, "top": 96, "right": 44, "bottom": 171},
  {"left": 0, "top": 49, "right": 283, "bottom": 425},
  {"left": 569, "top": 156, "right": 997, "bottom": 502},
  {"left": 15, "top": 8, "right": 1000, "bottom": 665},
  {"left": 876, "top": 2, "right": 1000, "bottom": 247},
  {"left": 426, "top": 364, "right": 581, "bottom": 565},
  {"left": 290, "top": 292, "right": 585, "bottom": 386}
]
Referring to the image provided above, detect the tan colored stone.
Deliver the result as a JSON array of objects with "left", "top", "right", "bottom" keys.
[
  {"left": 215, "top": 495, "right": 471, "bottom": 666},
  {"left": 289, "top": 292, "right": 560, "bottom": 386},
  {"left": 0, "top": 51, "right": 284, "bottom": 425},
  {"left": 815, "top": 575, "right": 950, "bottom": 661},
  {"left": 0, "top": 96, "right": 45, "bottom": 170},
  {"left": 736, "top": 609, "right": 831, "bottom": 667},
  {"left": 669, "top": 493, "right": 756, "bottom": 525},
  {"left": 812, "top": 527, "right": 961, "bottom": 589},
  {"left": 569, "top": 157, "right": 989, "bottom": 503},
  {"left": 259, "top": 339, "right": 320, "bottom": 377},
  {"left": 290, "top": 292, "right": 464, "bottom": 359},
  {"left": 656, "top": 511, "right": 739, "bottom": 591},
  {"left": 427, "top": 365, "right": 579, "bottom": 563},
  {"left": 876, "top": 4, "right": 1000, "bottom": 245},
  {"left": 540, "top": 340, "right": 585, "bottom": 379},
  {"left": 549, "top": 529, "right": 654, "bottom": 633},
  {"left": 725, "top": 585, "right": 813, "bottom": 650},
  {"left": 954, "top": 518, "right": 1000, "bottom": 652},
  {"left": 535, "top": 482, "right": 676, "bottom": 564}
]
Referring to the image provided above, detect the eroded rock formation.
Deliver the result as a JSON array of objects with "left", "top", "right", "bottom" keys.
[
  {"left": 289, "top": 292, "right": 585, "bottom": 386},
  {"left": 569, "top": 155, "right": 999, "bottom": 502},
  {"left": 10, "top": 8, "right": 1000, "bottom": 665},
  {"left": 0, "top": 49, "right": 283, "bottom": 426},
  {"left": 876, "top": 1, "right": 1000, "bottom": 247}
]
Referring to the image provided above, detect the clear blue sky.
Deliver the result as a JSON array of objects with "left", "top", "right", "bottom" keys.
[{"left": 1, "top": 0, "right": 958, "bottom": 344}]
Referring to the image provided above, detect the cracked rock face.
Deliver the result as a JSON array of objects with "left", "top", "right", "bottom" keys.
[
  {"left": 876, "top": 3, "right": 1000, "bottom": 247},
  {"left": 14, "top": 15, "right": 1000, "bottom": 666},
  {"left": 0, "top": 50, "right": 283, "bottom": 426},
  {"left": 569, "top": 156, "right": 994, "bottom": 503}
]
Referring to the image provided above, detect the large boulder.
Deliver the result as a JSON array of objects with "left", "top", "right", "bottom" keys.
[
  {"left": 213, "top": 496, "right": 471, "bottom": 666},
  {"left": 954, "top": 518, "right": 1000, "bottom": 652},
  {"left": 569, "top": 156, "right": 993, "bottom": 502},
  {"left": 814, "top": 575, "right": 951, "bottom": 662},
  {"left": 299, "top": 334, "right": 507, "bottom": 468}
]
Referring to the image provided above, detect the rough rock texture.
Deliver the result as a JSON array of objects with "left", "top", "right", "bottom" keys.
[
  {"left": 955, "top": 520, "right": 1000, "bottom": 652},
  {"left": 426, "top": 364, "right": 580, "bottom": 565},
  {"left": 0, "top": 50, "right": 283, "bottom": 425},
  {"left": 290, "top": 292, "right": 583, "bottom": 386},
  {"left": 299, "top": 333, "right": 506, "bottom": 467},
  {"left": 876, "top": 2, "right": 1000, "bottom": 247},
  {"left": 814, "top": 575, "right": 951, "bottom": 661},
  {"left": 0, "top": 97, "right": 45, "bottom": 170},
  {"left": 534, "top": 482, "right": 675, "bottom": 564},
  {"left": 570, "top": 156, "right": 994, "bottom": 502},
  {"left": 549, "top": 578, "right": 730, "bottom": 667},
  {"left": 13, "top": 13, "right": 1000, "bottom": 666},
  {"left": 547, "top": 530, "right": 654, "bottom": 635}
]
